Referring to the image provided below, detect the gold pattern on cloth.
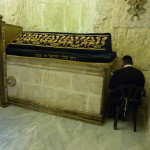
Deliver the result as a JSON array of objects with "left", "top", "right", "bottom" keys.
[{"left": 11, "top": 33, "right": 110, "bottom": 50}]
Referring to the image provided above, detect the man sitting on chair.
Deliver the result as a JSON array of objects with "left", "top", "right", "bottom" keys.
[
  {"left": 109, "top": 55, "right": 145, "bottom": 90},
  {"left": 108, "top": 55, "right": 145, "bottom": 118}
]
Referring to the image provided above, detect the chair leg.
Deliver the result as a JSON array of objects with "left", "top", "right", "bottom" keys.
[
  {"left": 133, "top": 107, "right": 137, "bottom": 132},
  {"left": 109, "top": 104, "right": 115, "bottom": 118},
  {"left": 114, "top": 106, "right": 120, "bottom": 130}
]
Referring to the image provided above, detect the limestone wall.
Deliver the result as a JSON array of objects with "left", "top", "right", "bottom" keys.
[
  {"left": 0, "top": 0, "right": 149, "bottom": 68},
  {"left": 0, "top": 0, "right": 150, "bottom": 131},
  {"left": 0, "top": 0, "right": 97, "bottom": 33}
]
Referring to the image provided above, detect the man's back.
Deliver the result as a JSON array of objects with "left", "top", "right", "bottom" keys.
[{"left": 109, "top": 66, "right": 145, "bottom": 90}]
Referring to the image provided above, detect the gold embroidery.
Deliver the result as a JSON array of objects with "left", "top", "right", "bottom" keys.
[
  {"left": 69, "top": 56, "right": 76, "bottom": 61},
  {"left": 48, "top": 54, "right": 60, "bottom": 59},
  {"left": 35, "top": 54, "right": 42, "bottom": 58},
  {"left": 62, "top": 55, "right": 69, "bottom": 60},
  {"left": 11, "top": 32, "right": 110, "bottom": 51},
  {"left": 100, "top": 36, "right": 108, "bottom": 47}
]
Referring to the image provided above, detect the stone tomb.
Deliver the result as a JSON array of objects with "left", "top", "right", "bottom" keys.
[
  {"left": 7, "top": 56, "right": 112, "bottom": 124},
  {"left": 0, "top": 19, "right": 114, "bottom": 125}
]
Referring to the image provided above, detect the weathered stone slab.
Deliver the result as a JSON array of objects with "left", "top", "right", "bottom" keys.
[{"left": 7, "top": 55, "right": 112, "bottom": 124}]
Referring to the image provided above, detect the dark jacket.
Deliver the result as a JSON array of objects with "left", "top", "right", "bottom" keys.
[{"left": 109, "top": 66, "right": 145, "bottom": 90}]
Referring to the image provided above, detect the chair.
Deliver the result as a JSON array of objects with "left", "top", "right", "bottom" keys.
[{"left": 110, "top": 85, "right": 145, "bottom": 132}]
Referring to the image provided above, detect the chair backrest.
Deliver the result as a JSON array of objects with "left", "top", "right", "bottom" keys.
[{"left": 111, "top": 85, "right": 145, "bottom": 100}]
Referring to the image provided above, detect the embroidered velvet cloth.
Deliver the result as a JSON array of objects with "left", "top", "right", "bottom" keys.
[{"left": 6, "top": 32, "right": 116, "bottom": 63}]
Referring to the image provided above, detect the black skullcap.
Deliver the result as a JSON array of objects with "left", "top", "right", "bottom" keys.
[
  {"left": 122, "top": 55, "right": 133, "bottom": 64},
  {"left": 122, "top": 55, "right": 132, "bottom": 61}
]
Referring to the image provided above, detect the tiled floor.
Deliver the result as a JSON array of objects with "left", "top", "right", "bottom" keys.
[{"left": 0, "top": 106, "right": 149, "bottom": 150}]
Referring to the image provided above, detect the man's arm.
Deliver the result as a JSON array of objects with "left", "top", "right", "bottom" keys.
[
  {"left": 139, "top": 71, "right": 145, "bottom": 88},
  {"left": 109, "top": 71, "right": 117, "bottom": 90}
]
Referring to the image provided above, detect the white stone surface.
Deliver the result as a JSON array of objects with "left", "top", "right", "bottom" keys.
[{"left": 0, "top": 105, "right": 149, "bottom": 150}]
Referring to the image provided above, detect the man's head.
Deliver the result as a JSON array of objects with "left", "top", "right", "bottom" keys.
[{"left": 122, "top": 55, "right": 133, "bottom": 66}]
